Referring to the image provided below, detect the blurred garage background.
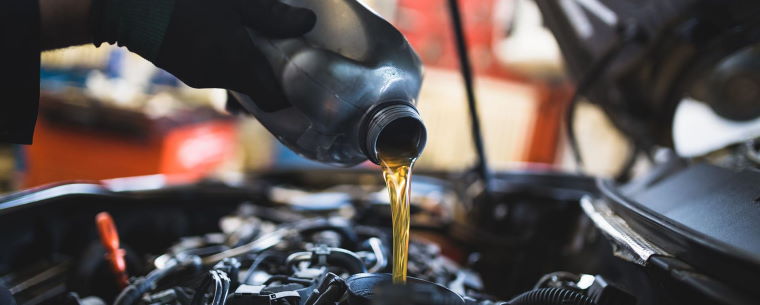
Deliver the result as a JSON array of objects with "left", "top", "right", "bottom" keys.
[{"left": 0, "top": 0, "right": 631, "bottom": 193}]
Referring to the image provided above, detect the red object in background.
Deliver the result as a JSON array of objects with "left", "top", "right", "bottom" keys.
[
  {"left": 396, "top": 0, "right": 515, "bottom": 79},
  {"left": 523, "top": 82, "right": 573, "bottom": 164},
  {"left": 397, "top": 0, "right": 570, "bottom": 165},
  {"left": 23, "top": 95, "right": 237, "bottom": 187},
  {"left": 96, "top": 212, "right": 129, "bottom": 288},
  {"left": 160, "top": 121, "right": 236, "bottom": 178}
]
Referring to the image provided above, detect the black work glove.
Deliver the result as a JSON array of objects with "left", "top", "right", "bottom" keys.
[{"left": 91, "top": 0, "right": 316, "bottom": 111}]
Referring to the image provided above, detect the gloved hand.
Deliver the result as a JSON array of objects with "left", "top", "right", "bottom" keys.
[{"left": 91, "top": 0, "right": 316, "bottom": 111}]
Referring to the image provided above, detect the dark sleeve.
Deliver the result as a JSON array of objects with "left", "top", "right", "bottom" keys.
[{"left": 0, "top": 0, "right": 40, "bottom": 144}]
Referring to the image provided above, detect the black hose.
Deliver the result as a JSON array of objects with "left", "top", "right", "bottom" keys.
[
  {"left": 565, "top": 24, "right": 641, "bottom": 172},
  {"left": 113, "top": 255, "right": 200, "bottom": 305},
  {"left": 111, "top": 279, "right": 151, "bottom": 305},
  {"left": 286, "top": 248, "right": 367, "bottom": 274},
  {"left": 113, "top": 264, "right": 177, "bottom": 305},
  {"left": 614, "top": 146, "right": 640, "bottom": 183},
  {"left": 506, "top": 288, "right": 596, "bottom": 305},
  {"left": 263, "top": 275, "right": 314, "bottom": 286},
  {"left": 242, "top": 252, "right": 271, "bottom": 284},
  {"left": 322, "top": 249, "right": 367, "bottom": 274}
]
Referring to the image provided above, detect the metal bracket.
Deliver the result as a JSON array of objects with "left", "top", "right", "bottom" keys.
[{"left": 580, "top": 195, "right": 670, "bottom": 265}]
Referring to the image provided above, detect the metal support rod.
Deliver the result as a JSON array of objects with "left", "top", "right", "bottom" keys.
[{"left": 446, "top": 0, "right": 491, "bottom": 191}]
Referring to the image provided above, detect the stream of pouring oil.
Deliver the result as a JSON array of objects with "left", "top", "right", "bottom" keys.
[{"left": 380, "top": 155, "right": 416, "bottom": 284}]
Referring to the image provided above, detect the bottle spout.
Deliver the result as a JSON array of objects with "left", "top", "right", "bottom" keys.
[{"left": 363, "top": 104, "right": 427, "bottom": 165}]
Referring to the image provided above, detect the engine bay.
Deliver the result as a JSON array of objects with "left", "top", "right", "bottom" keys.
[
  {"left": 2, "top": 154, "right": 760, "bottom": 305},
  {"left": 0, "top": 169, "right": 626, "bottom": 305}
]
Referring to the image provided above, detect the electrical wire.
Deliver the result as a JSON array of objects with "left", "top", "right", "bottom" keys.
[
  {"left": 565, "top": 24, "right": 641, "bottom": 172},
  {"left": 242, "top": 252, "right": 271, "bottom": 284},
  {"left": 210, "top": 271, "right": 223, "bottom": 305},
  {"left": 218, "top": 271, "right": 231, "bottom": 305},
  {"left": 190, "top": 270, "right": 230, "bottom": 305},
  {"left": 614, "top": 146, "right": 640, "bottom": 182}
]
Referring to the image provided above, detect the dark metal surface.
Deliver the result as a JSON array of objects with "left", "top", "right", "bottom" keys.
[
  {"left": 598, "top": 162, "right": 760, "bottom": 303},
  {"left": 345, "top": 273, "right": 464, "bottom": 305}
]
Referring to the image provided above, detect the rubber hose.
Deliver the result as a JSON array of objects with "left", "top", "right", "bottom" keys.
[
  {"left": 113, "top": 256, "right": 194, "bottom": 305},
  {"left": 112, "top": 278, "right": 153, "bottom": 305},
  {"left": 507, "top": 288, "right": 596, "bottom": 305},
  {"left": 325, "top": 250, "right": 366, "bottom": 274}
]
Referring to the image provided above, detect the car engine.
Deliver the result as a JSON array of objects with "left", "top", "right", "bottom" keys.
[{"left": 1, "top": 169, "right": 636, "bottom": 305}]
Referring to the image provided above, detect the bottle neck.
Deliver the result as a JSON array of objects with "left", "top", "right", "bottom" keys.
[{"left": 363, "top": 104, "right": 427, "bottom": 165}]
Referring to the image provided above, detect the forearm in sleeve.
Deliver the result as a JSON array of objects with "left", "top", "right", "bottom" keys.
[{"left": 0, "top": 0, "right": 41, "bottom": 144}]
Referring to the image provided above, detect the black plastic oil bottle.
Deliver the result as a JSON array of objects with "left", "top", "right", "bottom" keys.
[{"left": 230, "top": 0, "right": 427, "bottom": 166}]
